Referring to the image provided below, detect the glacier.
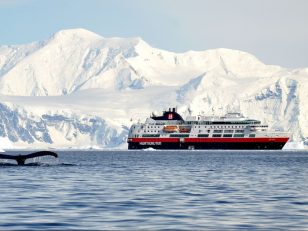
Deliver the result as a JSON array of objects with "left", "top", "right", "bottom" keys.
[{"left": 0, "top": 28, "right": 307, "bottom": 149}]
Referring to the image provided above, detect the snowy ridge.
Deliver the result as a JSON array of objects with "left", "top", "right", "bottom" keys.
[
  {"left": 0, "top": 102, "right": 127, "bottom": 148},
  {"left": 0, "top": 28, "right": 307, "bottom": 149}
]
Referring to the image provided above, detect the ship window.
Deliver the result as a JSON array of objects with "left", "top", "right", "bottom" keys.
[
  {"left": 213, "top": 134, "right": 221, "bottom": 137},
  {"left": 208, "top": 130, "right": 210, "bottom": 133},
  {"left": 142, "top": 134, "right": 160, "bottom": 137},
  {"left": 223, "top": 134, "right": 232, "bottom": 137},
  {"left": 249, "top": 134, "right": 256, "bottom": 137},
  {"left": 198, "top": 134, "right": 209, "bottom": 137},
  {"left": 224, "top": 130, "right": 233, "bottom": 133},
  {"left": 234, "top": 134, "right": 244, "bottom": 137},
  {"left": 235, "top": 130, "right": 244, "bottom": 133},
  {"left": 213, "top": 130, "right": 222, "bottom": 133},
  {"left": 170, "top": 134, "right": 189, "bottom": 137}
]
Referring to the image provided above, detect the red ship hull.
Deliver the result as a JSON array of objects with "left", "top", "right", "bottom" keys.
[{"left": 128, "top": 137, "right": 289, "bottom": 150}]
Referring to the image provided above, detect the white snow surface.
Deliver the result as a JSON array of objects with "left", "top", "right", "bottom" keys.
[
  {"left": 0, "top": 137, "right": 15, "bottom": 151},
  {"left": 0, "top": 28, "right": 307, "bottom": 149}
]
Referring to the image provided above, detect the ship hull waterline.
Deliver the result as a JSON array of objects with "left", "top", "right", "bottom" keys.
[{"left": 128, "top": 137, "right": 289, "bottom": 150}]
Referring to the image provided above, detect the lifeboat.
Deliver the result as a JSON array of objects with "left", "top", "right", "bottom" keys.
[
  {"left": 179, "top": 126, "right": 191, "bottom": 133},
  {"left": 163, "top": 125, "right": 179, "bottom": 133}
]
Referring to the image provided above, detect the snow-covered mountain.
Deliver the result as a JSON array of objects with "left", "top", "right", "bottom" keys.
[{"left": 0, "top": 28, "right": 307, "bottom": 149}]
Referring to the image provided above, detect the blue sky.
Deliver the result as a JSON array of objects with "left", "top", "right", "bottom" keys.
[{"left": 0, "top": 0, "right": 307, "bottom": 68}]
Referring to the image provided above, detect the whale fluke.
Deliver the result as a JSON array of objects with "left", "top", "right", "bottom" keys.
[{"left": 0, "top": 151, "right": 58, "bottom": 165}]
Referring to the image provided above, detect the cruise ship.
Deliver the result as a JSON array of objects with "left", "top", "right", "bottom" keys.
[{"left": 127, "top": 108, "right": 291, "bottom": 149}]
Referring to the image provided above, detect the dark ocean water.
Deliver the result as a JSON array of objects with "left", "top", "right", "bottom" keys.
[{"left": 1, "top": 150, "right": 308, "bottom": 230}]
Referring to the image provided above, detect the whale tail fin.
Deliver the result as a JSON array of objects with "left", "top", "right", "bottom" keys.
[{"left": 0, "top": 151, "right": 58, "bottom": 165}]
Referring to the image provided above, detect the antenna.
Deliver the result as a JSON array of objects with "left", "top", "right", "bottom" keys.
[
  {"left": 226, "top": 105, "right": 230, "bottom": 113},
  {"left": 188, "top": 107, "right": 192, "bottom": 115}
]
